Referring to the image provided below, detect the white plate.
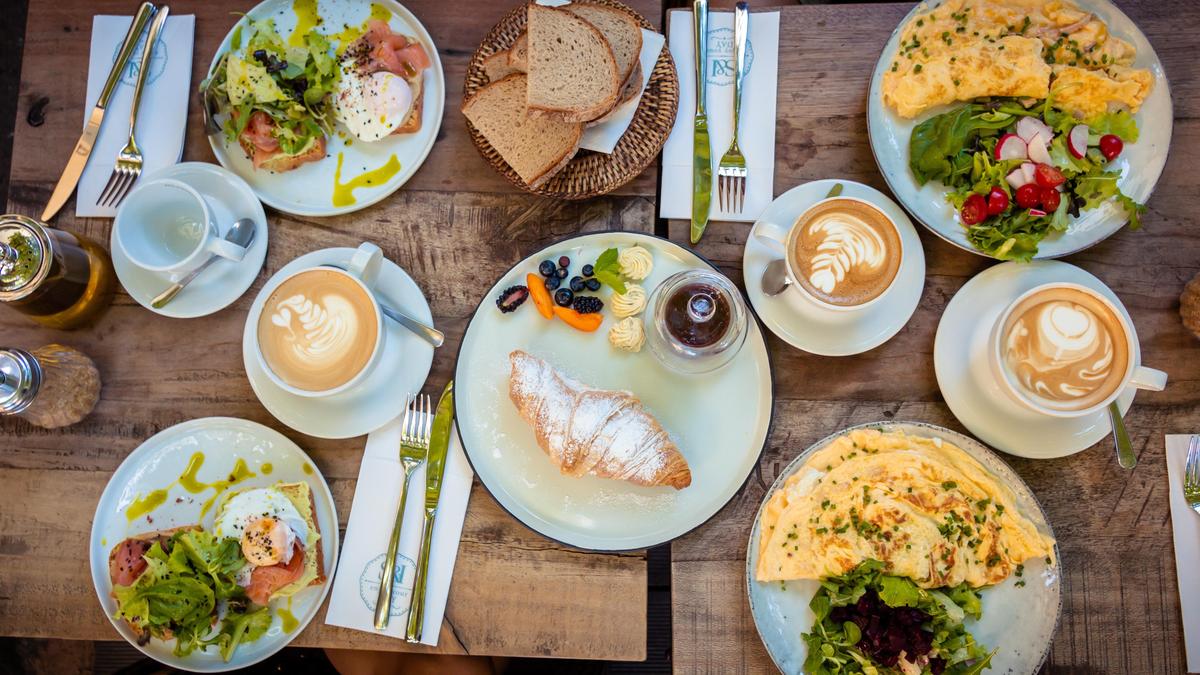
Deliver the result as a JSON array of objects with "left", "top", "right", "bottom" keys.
[
  {"left": 867, "top": 0, "right": 1172, "bottom": 259},
  {"left": 935, "top": 260, "right": 1136, "bottom": 459},
  {"left": 455, "top": 232, "right": 774, "bottom": 551},
  {"left": 744, "top": 179, "right": 925, "bottom": 356},
  {"left": 111, "top": 162, "right": 269, "bottom": 319},
  {"left": 89, "top": 417, "right": 339, "bottom": 672},
  {"left": 242, "top": 247, "right": 434, "bottom": 439},
  {"left": 205, "top": 0, "right": 445, "bottom": 216},
  {"left": 746, "top": 421, "right": 1061, "bottom": 675}
]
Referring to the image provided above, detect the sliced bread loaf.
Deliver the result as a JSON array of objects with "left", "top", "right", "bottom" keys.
[
  {"left": 462, "top": 74, "right": 582, "bottom": 188},
  {"left": 525, "top": 3, "right": 620, "bottom": 123},
  {"left": 564, "top": 2, "right": 642, "bottom": 88}
]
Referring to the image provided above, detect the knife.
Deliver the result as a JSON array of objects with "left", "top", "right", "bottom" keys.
[
  {"left": 41, "top": 2, "right": 156, "bottom": 222},
  {"left": 690, "top": 0, "right": 712, "bottom": 245},
  {"left": 405, "top": 379, "right": 455, "bottom": 642}
]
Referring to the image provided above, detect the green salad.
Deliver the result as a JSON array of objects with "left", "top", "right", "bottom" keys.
[
  {"left": 802, "top": 560, "right": 993, "bottom": 675},
  {"left": 909, "top": 97, "right": 1145, "bottom": 261},
  {"left": 113, "top": 530, "right": 272, "bottom": 661}
]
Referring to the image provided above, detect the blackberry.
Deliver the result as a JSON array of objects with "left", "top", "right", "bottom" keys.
[
  {"left": 585, "top": 278, "right": 602, "bottom": 292},
  {"left": 554, "top": 288, "right": 574, "bottom": 307},
  {"left": 544, "top": 275, "right": 561, "bottom": 291},
  {"left": 569, "top": 276, "right": 585, "bottom": 292},
  {"left": 581, "top": 263, "right": 594, "bottom": 277},
  {"left": 539, "top": 260, "right": 557, "bottom": 277},
  {"left": 572, "top": 296, "right": 604, "bottom": 314},
  {"left": 495, "top": 286, "right": 529, "bottom": 313}
]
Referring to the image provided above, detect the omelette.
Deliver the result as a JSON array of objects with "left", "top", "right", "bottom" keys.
[
  {"left": 755, "top": 429, "right": 1055, "bottom": 589},
  {"left": 881, "top": 0, "right": 1153, "bottom": 119}
]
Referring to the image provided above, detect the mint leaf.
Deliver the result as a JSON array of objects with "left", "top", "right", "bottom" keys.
[{"left": 592, "top": 248, "right": 627, "bottom": 295}]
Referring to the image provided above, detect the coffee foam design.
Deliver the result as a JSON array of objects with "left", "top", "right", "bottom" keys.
[
  {"left": 270, "top": 293, "right": 360, "bottom": 367},
  {"left": 1004, "top": 299, "right": 1120, "bottom": 405},
  {"left": 802, "top": 212, "right": 890, "bottom": 295}
]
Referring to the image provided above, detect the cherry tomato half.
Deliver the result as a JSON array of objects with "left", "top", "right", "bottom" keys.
[
  {"left": 1034, "top": 163, "right": 1066, "bottom": 189},
  {"left": 1015, "top": 183, "right": 1042, "bottom": 209},
  {"left": 1099, "top": 134, "right": 1124, "bottom": 161},
  {"left": 986, "top": 187, "right": 1009, "bottom": 215},
  {"left": 960, "top": 194, "right": 988, "bottom": 226},
  {"left": 1040, "top": 187, "right": 1062, "bottom": 213}
]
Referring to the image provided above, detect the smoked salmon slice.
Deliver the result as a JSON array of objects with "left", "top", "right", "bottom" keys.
[
  {"left": 110, "top": 538, "right": 153, "bottom": 587},
  {"left": 245, "top": 543, "right": 306, "bottom": 606}
]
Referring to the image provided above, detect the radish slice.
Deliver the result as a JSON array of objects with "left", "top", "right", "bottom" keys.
[
  {"left": 1006, "top": 167, "right": 1030, "bottom": 189},
  {"left": 994, "top": 133, "right": 1028, "bottom": 161},
  {"left": 1016, "top": 116, "right": 1053, "bottom": 143},
  {"left": 1020, "top": 162, "right": 1037, "bottom": 184},
  {"left": 1029, "top": 208, "right": 1048, "bottom": 217},
  {"left": 1068, "top": 124, "right": 1090, "bottom": 159},
  {"left": 1028, "top": 135, "right": 1053, "bottom": 165}
]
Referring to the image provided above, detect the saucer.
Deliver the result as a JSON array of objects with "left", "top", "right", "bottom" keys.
[
  {"left": 242, "top": 247, "right": 434, "bottom": 439},
  {"left": 111, "top": 162, "right": 269, "bottom": 319},
  {"left": 743, "top": 179, "right": 925, "bottom": 356},
  {"left": 934, "top": 260, "right": 1136, "bottom": 459}
]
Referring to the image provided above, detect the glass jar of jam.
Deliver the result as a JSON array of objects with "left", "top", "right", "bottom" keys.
[
  {"left": 646, "top": 269, "right": 748, "bottom": 374},
  {"left": 0, "top": 344, "right": 101, "bottom": 428},
  {"left": 0, "top": 215, "right": 116, "bottom": 329}
]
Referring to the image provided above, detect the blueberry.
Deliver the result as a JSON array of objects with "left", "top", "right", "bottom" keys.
[
  {"left": 544, "top": 275, "right": 561, "bottom": 291},
  {"left": 539, "top": 260, "right": 556, "bottom": 277},
  {"left": 581, "top": 264, "right": 594, "bottom": 277},
  {"left": 554, "top": 288, "right": 574, "bottom": 307},
  {"left": 569, "top": 276, "right": 585, "bottom": 292},
  {"left": 585, "top": 278, "right": 601, "bottom": 292},
  {"left": 555, "top": 267, "right": 568, "bottom": 279},
  {"left": 558, "top": 255, "right": 571, "bottom": 269}
]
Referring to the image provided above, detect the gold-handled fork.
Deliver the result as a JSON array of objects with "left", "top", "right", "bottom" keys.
[
  {"left": 1184, "top": 435, "right": 1200, "bottom": 516},
  {"left": 98, "top": 6, "right": 170, "bottom": 208},
  {"left": 716, "top": 1, "right": 749, "bottom": 213},
  {"left": 374, "top": 393, "right": 431, "bottom": 630}
]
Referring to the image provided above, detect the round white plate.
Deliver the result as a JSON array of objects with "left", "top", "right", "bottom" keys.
[
  {"left": 744, "top": 179, "right": 925, "bottom": 356},
  {"left": 935, "top": 260, "right": 1136, "bottom": 459},
  {"left": 242, "top": 247, "right": 434, "bottom": 438},
  {"left": 455, "top": 231, "right": 774, "bottom": 551},
  {"left": 111, "top": 162, "right": 269, "bottom": 319},
  {"left": 205, "top": 0, "right": 445, "bottom": 216},
  {"left": 746, "top": 421, "right": 1061, "bottom": 675},
  {"left": 89, "top": 417, "right": 339, "bottom": 672},
  {"left": 867, "top": 0, "right": 1172, "bottom": 259}
]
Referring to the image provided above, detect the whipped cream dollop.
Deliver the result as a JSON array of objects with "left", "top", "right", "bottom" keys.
[
  {"left": 608, "top": 316, "right": 646, "bottom": 352},
  {"left": 801, "top": 212, "right": 889, "bottom": 295},
  {"left": 611, "top": 284, "right": 647, "bottom": 318},
  {"left": 1004, "top": 299, "right": 1118, "bottom": 403},
  {"left": 618, "top": 246, "right": 654, "bottom": 281}
]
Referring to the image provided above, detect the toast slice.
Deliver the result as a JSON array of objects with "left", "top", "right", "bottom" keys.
[
  {"left": 525, "top": 3, "right": 621, "bottom": 123},
  {"left": 462, "top": 73, "right": 583, "bottom": 188},
  {"left": 109, "top": 525, "right": 205, "bottom": 642},
  {"left": 215, "top": 482, "right": 327, "bottom": 599},
  {"left": 391, "top": 76, "right": 425, "bottom": 135},
  {"left": 239, "top": 134, "right": 328, "bottom": 173},
  {"left": 564, "top": 2, "right": 642, "bottom": 89}
]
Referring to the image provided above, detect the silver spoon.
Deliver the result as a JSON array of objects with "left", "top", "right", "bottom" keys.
[
  {"left": 1108, "top": 401, "right": 1136, "bottom": 468},
  {"left": 151, "top": 218, "right": 256, "bottom": 309},
  {"left": 761, "top": 258, "right": 791, "bottom": 296},
  {"left": 319, "top": 263, "right": 444, "bottom": 348}
]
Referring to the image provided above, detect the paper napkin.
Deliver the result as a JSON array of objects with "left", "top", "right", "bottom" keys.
[
  {"left": 77, "top": 15, "right": 194, "bottom": 218},
  {"left": 579, "top": 29, "right": 667, "bottom": 154},
  {"left": 660, "top": 9, "right": 779, "bottom": 223},
  {"left": 325, "top": 416, "right": 474, "bottom": 645},
  {"left": 1167, "top": 434, "right": 1200, "bottom": 672}
]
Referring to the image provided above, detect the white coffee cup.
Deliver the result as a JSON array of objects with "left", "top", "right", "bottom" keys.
[
  {"left": 755, "top": 196, "right": 904, "bottom": 312},
  {"left": 250, "top": 242, "right": 386, "bottom": 398},
  {"left": 114, "top": 178, "right": 246, "bottom": 281},
  {"left": 988, "top": 282, "right": 1167, "bottom": 418}
]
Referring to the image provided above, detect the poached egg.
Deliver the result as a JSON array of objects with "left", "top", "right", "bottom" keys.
[
  {"left": 334, "top": 69, "right": 414, "bottom": 142},
  {"left": 214, "top": 487, "right": 309, "bottom": 568}
]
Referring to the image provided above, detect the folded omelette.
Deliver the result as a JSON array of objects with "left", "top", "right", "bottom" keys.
[{"left": 755, "top": 429, "right": 1055, "bottom": 589}]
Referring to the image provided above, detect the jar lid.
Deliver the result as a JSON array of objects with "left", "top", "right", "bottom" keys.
[
  {"left": 0, "top": 215, "right": 50, "bottom": 300},
  {"left": 0, "top": 348, "right": 41, "bottom": 415}
]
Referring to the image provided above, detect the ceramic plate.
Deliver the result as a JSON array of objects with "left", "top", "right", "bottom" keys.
[
  {"left": 455, "top": 232, "right": 774, "bottom": 551},
  {"left": 205, "top": 0, "right": 445, "bottom": 216},
  {"left": 242, "top": 246, "right": 434, "bottom": 439},
  {"left": 111, "top": 162, "right": 269, "bottom": 318},
  {"left": 746, "top": 421, "right": 1061, "bottom": 675},
  {"left": 935, "top": 260, "right": 1137, "bottom": 459},
  {"left": 867, "top": 0, "right": 1172, "bottom": 259},
  {"left": 89, "top": 417, "right": 339, "bottom": 672}
]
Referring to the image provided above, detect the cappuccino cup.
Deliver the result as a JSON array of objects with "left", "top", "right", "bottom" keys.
[
  {"left": 988, "top": 282, "right": 1166, "bottom": 418},
  {"left": 251, "top": 242, "right": 385, "bottom": 398},
  {"left": 755, "top": 196, "right": 903, "bottom": 311},
  {"left": 114, "top": 178, "right": 246, "bottom": 281}
]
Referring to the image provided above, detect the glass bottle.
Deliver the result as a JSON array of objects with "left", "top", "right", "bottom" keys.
[
  {"left": 0, "top": 345, "right": 101, "bottom": 429},
  {"left": 0, "top": 215, "right": 116, "bottom": 329}
]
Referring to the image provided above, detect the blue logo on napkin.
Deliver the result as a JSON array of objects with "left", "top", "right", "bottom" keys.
[
  {"left": 359, "top": 551, "right": 418, "bottom": 617},
  {"left": 706, "top": 27, "right": 754, "bottom": 87},
  {"left": 111, "top": 32, "right": 168, "bottom": 87}
]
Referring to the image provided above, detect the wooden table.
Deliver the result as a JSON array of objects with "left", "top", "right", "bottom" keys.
[
  {"left": 668, "top": 1, "right": 1200, "bottom": 673},
  {"left": 0, "top": 0, "right": 665, "bottom": 661}
]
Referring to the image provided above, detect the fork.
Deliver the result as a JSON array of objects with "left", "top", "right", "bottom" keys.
[
  {"left": 1184, "top": 435, "right": 1200, "bottom": 516},
  {"left": 98, "top": 6, "right": 170, "bottom": 208},
  {"left": 716, "top": 1, "right": 749, "bottom": 213},
  {"left": 374, "top": 393, "right": 432, "bottom": 630}
]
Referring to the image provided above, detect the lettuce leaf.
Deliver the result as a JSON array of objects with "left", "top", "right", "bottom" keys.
[
  {"left": 909, "top": 102, "right": 1034, "bottom": 186},
  {"left": 1087, "top": 110, "right": 1140, "bottom": 142}
]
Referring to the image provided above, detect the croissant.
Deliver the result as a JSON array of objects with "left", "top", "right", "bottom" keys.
[{"left": 508, "top": 350, "right": 692, "bottom": 490}]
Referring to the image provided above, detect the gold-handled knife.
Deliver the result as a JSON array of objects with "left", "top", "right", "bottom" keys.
[
  {"left": 41, "top": 2, "right": 156, "bottom": 222},
  {"left": 405, "top": 379, "right": 454, "bottom": 642},
  {"left": 690, "top": 0, "right": 712, "bottom": 245}
]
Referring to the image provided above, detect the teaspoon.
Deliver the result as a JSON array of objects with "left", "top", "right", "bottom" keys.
[
  {"left": 761, "top": 258, "right": 791, "bottom": 296},
  {"left": 1109, "top": 401, "right": 1136, "bottom": 468},
  {"left": 319, "top": 263, "right": 444, "bottom": 348}
]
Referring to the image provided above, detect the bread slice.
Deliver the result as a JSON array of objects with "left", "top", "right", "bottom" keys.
[
  {"left": 588, "top": 59, "right": 644, "bottom": 126},
  {"left": 391, "top": 76, "right": 425, "bottom": 135},
  {"left": 525, "top": 3, "right": 621, "bottom": 123},
  {"left": 239, "top": 134, "right": 328, "bottom": 173},
  {"left": 564, "top": 2, "right": 642, "bottom": 88},
  {"left": 462, "top": 73, "right": 582, "bottom": 188},
  {"left": 508, "top": 32, "right": 528, "bottom": 71},
  {"left": 483, "top": 50, "right": 520, "bottom": 82}
]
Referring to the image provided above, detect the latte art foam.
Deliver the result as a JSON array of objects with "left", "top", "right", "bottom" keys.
[
  {"left": 1001, "top": 289, "right": 1129, "bottom": 411},
  {"left": 803, "top": 213, "right": 888, "bottom": 294},
  {"left": 258, "top": 270, "right": 378, "bottom": 392},
  {"left": 791, "top": 199, "right": 901, "bottom": 307}
]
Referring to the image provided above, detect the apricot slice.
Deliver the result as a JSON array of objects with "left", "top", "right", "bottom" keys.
[
  {"left": 553, "top": 306, "right": 603, "bottom": 332},
  {"left": 527, "top": 273, "right": 554, "bottom": 319}
]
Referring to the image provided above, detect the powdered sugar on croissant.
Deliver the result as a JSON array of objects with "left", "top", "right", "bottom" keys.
[{"left": 508, "top": 350, "right": 692, "bottom": 490}]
